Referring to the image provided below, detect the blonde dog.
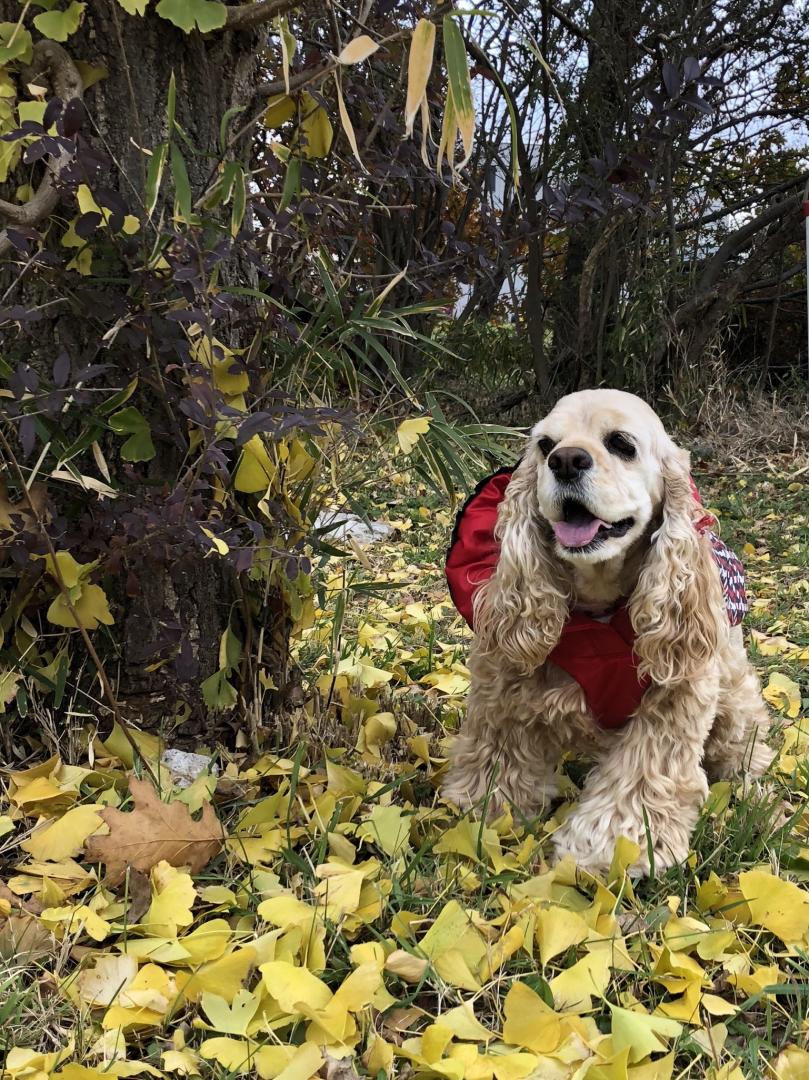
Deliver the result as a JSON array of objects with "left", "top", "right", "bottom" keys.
[{"left": 443, "top": 389, "right": 772, "bottom": 875}]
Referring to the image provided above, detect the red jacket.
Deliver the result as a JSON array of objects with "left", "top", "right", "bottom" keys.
[{"left": 445, "top": 467, "right": 747, "bottom": 730}]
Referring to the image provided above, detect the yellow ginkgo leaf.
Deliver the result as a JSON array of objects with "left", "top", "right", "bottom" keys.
[
  {"left": 43, "top": 550, "right": 86, "bottom": 588},
  {"left": 173, "top": 919, "right": 232, "bottom": 967},
  {"left": 201, "top": 988, "right": 262, "bottom": 1035},
  {"left": 47, "top": 583, "right": 114, "bottom": 630},
  {"left": 763, "top": 671, "right": 802, "bottom": 718},
  {"left": 421, "top": 670, "right": 469, "bottom": 695},
  {"left": 356, "top": 804, "right": 411, "bottom": 859},
  {"left": 396, "top": 416, "right": 431, "bottom": 454},
  {"left": 0, "top": 669, "right": 21, "bottom": 713},
  {"left": 234, "top": 436, "right": 276, "bottom": 494},
  {"left": 357, "top": 711, "right": 396, "bottom": 757},
  {"left": 549, "top": 949, "right": 611, "bottom": 1013},
  {"left": 384, "top": 949, "right": 428, "bottom": 984},
  {"left": 198, "top": 1037, "right": 254, "bottom": 1074},
  {"left": 175, "top": 946, "right": 256, "bottom": 1003},
  {"left": 610, "top": 1004, "right": 682, "bottom": 1063},
  {"left": 21, "top": 804, "right": 105, "bottom": 861},
  {"left": 767, "top": 1046, "right": 809, "bottom": 1079},
  {"left": 141, "top": 862, "right": 196, "bottom": 938},
  {"left": 535, "top": 906, "right": 590, "bottom": 965},
  {"left": 73, "top": 954, "right": 138, "bottom": 1007},
  {"left": 739, "top": 869, "right": 809, "bottom": 945},
  {"left": 259, "top": 960, "right": 332, "bottom": 1013},
  {"left": 39, "top": 902, "right": 111, "bottom": 942},
  {"left": 162, "top": 1048, "right": 202, "bottom": 1076},
  {"left": 330, "top": 961, "right": 382, "bottom": 1013},
  {"left": 263, "top": 1043, "right": 322, "bottom": 1080},
  {"left": 314, "top": 863, "right": 364, "bottom": 917},
  {"left": 440, "top": 1002, "right": 493, "bottom": 1042},
  {"left": 502, "top": 981, "right": 562, "bottom": 1054}
]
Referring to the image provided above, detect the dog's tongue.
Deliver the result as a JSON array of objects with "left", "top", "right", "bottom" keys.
[{"left": 553, "top": 517, "right": 606, "bottom": 548}]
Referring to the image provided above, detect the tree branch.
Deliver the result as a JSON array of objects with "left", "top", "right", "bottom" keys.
[
  {"left": 673, "top": 198, "right": 801, "bottom": 328},
  {"left": 697, "top": 195, "right": 799, "bottom": 293},
  {"left": 741, "top": 261, "right": 804, "bottom": 294},
  {"left": 549, "top": 3, "right": 593, "bottom": 43},
  {"left": 672, "top": 172, "right": 808, "bottom": 233},
  {"left": 255, "top": 59, "right": 333, "bottom": 98},
  {"left": 225, "top": 0, "right": 300, "bottom": 30},
  {"left": 0, "top": 40, "right": 83, "bottom": 259}
]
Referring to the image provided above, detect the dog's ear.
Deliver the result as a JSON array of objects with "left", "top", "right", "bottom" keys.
[
  {"left": 630, "top": 446, "right": 724, "bottom": 686},
  {"left": 474, "top": 456, "right": 568, "bottom": 673}
]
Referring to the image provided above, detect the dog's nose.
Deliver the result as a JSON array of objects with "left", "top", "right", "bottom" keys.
[{"left": 547, "top": 446, "right": 593, "bottom": 482}]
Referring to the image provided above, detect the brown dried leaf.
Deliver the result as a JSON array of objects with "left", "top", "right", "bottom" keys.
[
  {"left": 123, "top": 867, "right": 153, "bottom": 922},
  {"left": 84, "top": 776, "right": 223, "bottom": 884},
  {"left": 0, "top": 913, "right": 54, "bottom": 963},
  {"left": 0, "top": 879, "right": 44, "bottom": 914}
]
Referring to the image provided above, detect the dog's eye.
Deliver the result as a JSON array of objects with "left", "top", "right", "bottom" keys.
[
  {"left": 537, "top": 436, "right": 556, "bottom": 457},
  {"left": 605, "top": 431, "right": 636, "bottom": 459}
]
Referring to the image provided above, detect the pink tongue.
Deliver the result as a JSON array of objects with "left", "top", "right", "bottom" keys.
[{"left": 553, "top": 518, "right": 606, "bottom": 548}]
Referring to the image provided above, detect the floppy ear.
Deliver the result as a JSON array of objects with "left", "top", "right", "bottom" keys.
[
  {"left": 473, "top": 455, "right": 568, "bottom": 673},
  {"left": 630, "top": 446, "right": 725, "bottom": 686}
]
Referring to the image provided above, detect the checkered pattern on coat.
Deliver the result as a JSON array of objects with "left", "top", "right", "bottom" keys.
[{"left": 707, "top": 532, "right": 748, "bottom": 626}]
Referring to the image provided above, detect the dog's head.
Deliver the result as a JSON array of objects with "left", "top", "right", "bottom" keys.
[
  {"left": 530, "top": 388, "right": 671, "bottom": 564},
  {"left": 474, "top": 389, "right": 724, "bottom": 682}
]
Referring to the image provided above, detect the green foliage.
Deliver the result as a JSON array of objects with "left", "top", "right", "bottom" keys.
[
  {"left": 108, "top": 407, "right": 156, "bottom": 463},
  {"left": 31, "top": 2, "right": 85, "bottom": 41},
  {"left": 153, "top": 0, "right": 227, "bottom": 32},
  {"left": 0, "top": 22, "right": 32, "bottom": 64}
]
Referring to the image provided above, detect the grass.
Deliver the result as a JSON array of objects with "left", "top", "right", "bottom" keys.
[{"left": 0, "top": 445, "right": 808, "bottom": 1080}]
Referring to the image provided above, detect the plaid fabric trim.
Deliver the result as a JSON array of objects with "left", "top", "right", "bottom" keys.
[{"left": 707, "top": 532, "right": 748, "bottom": 626}]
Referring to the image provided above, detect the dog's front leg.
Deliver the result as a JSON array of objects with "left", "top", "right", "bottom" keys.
[
  {"left": 551, "top": 673, "right": 719, "bottom": 876},
  {"left": 443, "top": 705, "right": 561, "bottom": 820}
]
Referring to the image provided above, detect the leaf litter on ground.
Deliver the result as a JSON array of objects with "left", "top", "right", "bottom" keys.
[{"left": 1, "top": 459, "right": 809, "bottom": 1080}]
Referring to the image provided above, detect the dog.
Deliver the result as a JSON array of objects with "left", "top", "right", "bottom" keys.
[{"left": 443, "top": 389, "right": 772, "bottom": 876}]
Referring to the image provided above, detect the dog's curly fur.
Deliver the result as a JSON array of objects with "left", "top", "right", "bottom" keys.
[{"left": 443, "top": 389, "right": 772, "bottom": 875}]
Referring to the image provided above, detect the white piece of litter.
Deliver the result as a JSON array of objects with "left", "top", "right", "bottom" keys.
[
  {"left": 314, "top": 509, "right": 394, "bottom": 546},
  {"left": 160, "top": 748, "right": 218, "bottom": 788}
]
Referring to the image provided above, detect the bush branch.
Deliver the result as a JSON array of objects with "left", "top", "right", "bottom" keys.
[
  {"left": 0, "top": 40, "right": 84, "bottom": 259},
  {"left": 0, "top": 427, "right": 159, "bottom": 783}
]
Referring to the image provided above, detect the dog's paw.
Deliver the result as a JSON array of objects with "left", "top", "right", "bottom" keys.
[
  {"left": 551, "top": 815, "right": 614, "bottom": 878},
  {"left": 551, "top": 807, "right": 689, "bottom": 879}
]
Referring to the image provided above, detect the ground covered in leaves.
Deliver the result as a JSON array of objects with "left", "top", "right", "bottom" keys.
[{"left": 2, "top": 456, "right": 809, "bottom": 1080}]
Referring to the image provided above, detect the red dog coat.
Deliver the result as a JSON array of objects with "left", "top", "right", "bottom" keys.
[{"left": 445, "top": 467, "right": 748, "bottom": 729}]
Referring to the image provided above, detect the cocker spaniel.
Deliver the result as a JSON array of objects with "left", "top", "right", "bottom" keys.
[{"left": 443, "top": 389, "right": 772, "bottom": 876}]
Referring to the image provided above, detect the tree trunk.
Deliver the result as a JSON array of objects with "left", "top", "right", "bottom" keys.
[
  {"left": 0, "top": 5, "right": 287, "bottom": 737},
  {"left": 552, "top": 0, "right": 642, "bottom": 380}
]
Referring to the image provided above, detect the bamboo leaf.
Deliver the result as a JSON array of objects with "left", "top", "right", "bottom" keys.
[
  {"left": 405, "top": 18, "right": 436, "bottom": 137},
  {"left": 299, "top": 93, "right": 333, "bottom": 159},
  {"left": 145, "top": 142, "right": 168, "bottom": 220},
  {"left": 277, "top": 15, "right": 297, "bottom": 95},
  {"left": 230, "top": 163, "right": 246, "bottom": 237},
  {"left": 278, "top": 155, "right": 301, "bottom": 212},
  {"left": 264, "top": 94, "right": 295, "bottom": 127},
  {"left": 337, "top": 35, "right": 379, "bottom": 65},
  {"left": 334, "top": 73, "right": 364, "bottom": 170},
  {"left": 442, "top": 15, "right": 474, "bottom": 168},
  {"left": 170, "top": 142, "right": 192, "bottom": 221}
]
